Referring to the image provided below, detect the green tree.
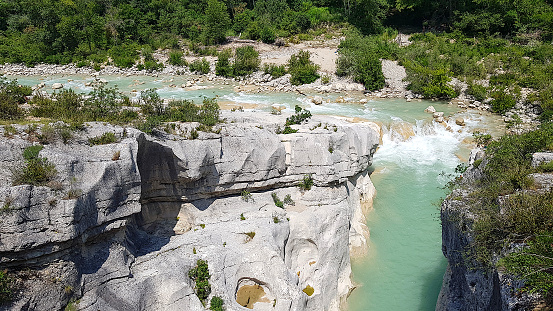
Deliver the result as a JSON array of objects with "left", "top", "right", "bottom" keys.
[
  {"left": 288, "top": 50, "right": 319, "bottom": 85},
  {"left": 233, "top": 46, "right": 260, "bottom": 76},
  {"left": 203, "top": 0, "right": 231, "bottom": 45}
]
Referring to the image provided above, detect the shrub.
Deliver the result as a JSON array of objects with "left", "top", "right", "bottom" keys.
[
  {"left": 109, "top": 44, "right": 139, "bottom": 68},
  {"left": 139, "top": 89, "right": 164, "bottom": 116},
  {"left": 136, "top": 116, "right": 162, "bottom": 135},
  {"left": 143, "top": 60, "right": 164, "bottom": 72},
  {"left": 188, "top": 259, "right": 211, "bottom": 302},
  {"left": 0, "top": 77, "right": 30, "bottom": 120},
  {"left": 189, "top": 58, "right": 211, "bottom": 74},
  {"left": 288, "top": 51, "right": 319, "bottom": 85},
  {"left": 12, "top": 146, "right": 57, "bottom": 186},
  {"left": 466, "top": 83, "right": 488, "bottom": 102},
  {"left": 169, "top": 51, "right": 186, "bottom": 66},
  {"left": 336, "top": 32, "right": 387, "bottom": 91},
  {"left": 210, "top": 296, "right": 224, "bottom": 311},
  {"left": 500, "top": 233, "right": 553, "bottom": 295},
  {"left": 88, "top": 132, "right": 117, "bottom": 145},
  {"left": 285, "top": 105, "right": 312, "bottom": 126},
  {"left": 83, "top": 83, "right": 124, "bottom": 121},
  {"left": 404, "top": 63, "right": 457, "bottom": 99},
  {"left": 215, "top": 49, "right": 234, "bottom": 77},
  {"left": 260, "top": 25, "right": 276, "bottom": 43},
  {"left": 199, "top": 98, "right": 220, "bottom": 125},
  {"left": 353, "top": 52, "right": 385, "bottom": 91},
  {"left": 234, "top": 46, "right": 260, "bottom": 76},
  {"left": 490, "top": 90, "right": 516, "bottom": 114},
  {"left": 298, "top": 174, "right": 314, "bottom": 191},
  {"left": 263, "top": 64, "right": 286, "bottom": 79}
]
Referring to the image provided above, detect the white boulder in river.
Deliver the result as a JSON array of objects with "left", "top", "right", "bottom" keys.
[
  {"left": 0, "top": 111, "right": 380, "bottom": 311},
  {"left": 51, "top": 82, "right": 63, "bottom": 89}
]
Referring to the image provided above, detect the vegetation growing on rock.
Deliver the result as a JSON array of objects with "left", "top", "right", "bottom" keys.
[
  {"left": 11, "top": 145, "right": 57, "bottom": 186},
  {"left": 448, "top": 122, "right": 553, "bottom": 301},
  {"left": 188, "top": 259, "right": 211, "bottom": 302},
  {"left": 0, "top": 270, "right": 13, "bottom": 303}
]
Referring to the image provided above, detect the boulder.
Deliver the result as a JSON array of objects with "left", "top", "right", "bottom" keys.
[
  {"left": 455, "top": 118, "right": 465, "bottom": 126},
  {"left": 433, "top": 111, "right": 444, "bottom": 118},
  {"left": 51, "top": 83, "right": 63, "bottom": 89},
  {"left": 312, "top": 96, "right": 323, "bottom": 105},
  {"left": 424, "top": 106, "right": 436, "bottom": 113}
]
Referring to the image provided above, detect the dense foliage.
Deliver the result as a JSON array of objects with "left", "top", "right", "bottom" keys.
[
  {"left": 0, "top": 77, "right": 32, "bottom": 120},
  {"left": 216, "top": 46, "right": 260, "bottom": 77},
  {"left": 0, "top": 0, "right": 388, "bottom": 66},
  {"left": 336, "top": 31, "right": 386, "bottom": 91},
  {"left": 452, "top": 123, "right": 553, "bottom": 298},
  {"left": 287, "top": 51, "right": 319, "bottom": 85}
]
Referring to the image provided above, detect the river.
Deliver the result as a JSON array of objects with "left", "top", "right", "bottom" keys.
[{"left": 7, "top": 74, "right": 505, "bottom": 310}]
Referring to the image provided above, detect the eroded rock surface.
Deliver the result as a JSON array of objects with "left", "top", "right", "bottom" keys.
[{"left": 0, "top": 111, "right": 379, "bottom": 311}]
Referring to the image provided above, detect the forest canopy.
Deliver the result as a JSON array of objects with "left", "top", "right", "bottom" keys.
[{"left": 2, "top": 0, "right": 552, "bottom": 66}]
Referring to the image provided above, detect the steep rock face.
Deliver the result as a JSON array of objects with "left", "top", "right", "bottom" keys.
[
  {"left": 436, "top": 165, "right": 541, "bottom": 311},
  {"left": 0, "top": 112, "right": 379, "bottom": 311}
]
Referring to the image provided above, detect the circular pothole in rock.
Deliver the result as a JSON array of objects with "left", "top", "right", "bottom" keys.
[{"left": 235, "top": 277, "right": 274, "bottom": 309}]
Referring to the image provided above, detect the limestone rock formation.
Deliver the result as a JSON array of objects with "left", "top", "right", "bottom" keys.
[
  {"left": 0, "top": 112, "right": 380, "bottom": 311},
  {"left": 436, "top": 154, "right": 544, "bottom": 311}
]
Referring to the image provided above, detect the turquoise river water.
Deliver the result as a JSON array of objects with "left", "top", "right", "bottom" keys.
[{"left": 7, "top": 74, "right": 505, "bottom": 310}]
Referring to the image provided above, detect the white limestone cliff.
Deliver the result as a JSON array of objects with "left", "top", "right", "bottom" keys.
[{"left": 0, "top": 111, "right": 379, "bottom": 311}]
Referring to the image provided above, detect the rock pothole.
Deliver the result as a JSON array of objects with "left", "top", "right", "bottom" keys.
[{"left": 235, "top": 277, "right": 274, "bottom": 309}]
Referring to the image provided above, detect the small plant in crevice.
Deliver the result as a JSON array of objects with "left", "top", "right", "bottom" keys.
[
  {"left": 272, "top": 193, "right": 284, "bottom": 208},
  {"left": 241, "top": 190, "right": 253, "bottom": 202},
  {"left": 298, "top": 174, "right": 314, "bottom": 191},
  {"left": 88, "top": 132, "right": 117, "bottom": 145},
  {"left": 240, "top": 213, "right": 246, "bottom": 221},
  {"left": 273, "top": 216, "right": 280, "bottom": 223},
  {"left": 190, "top": 129, "right": 199, "bottom": 140},
  {"left": 283, "top": 194, "right": 294, "bottom": 206},
  {"left": 64, "top": 299, "right": 80, "bottom": 311},
  {"left": 188, "top": 259, "right": 211, "bottom": 302},
  {"left": 0, "top": 270, "right": 13, "bottom": 303},
  {"left": 244, "top": 231, "right": 256, "bottom": 242},
  {"left": 276, "top": 125, "right": 298, "bottom": 134},
  {"left": 112, "top": 150, "right": 121, "bottom": 161},
  {"left": 3, "top": 125, "right": 17, "bottom": 138},
  {"left": 209, "top": 296, "right": 224, "bottom": 311}
]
